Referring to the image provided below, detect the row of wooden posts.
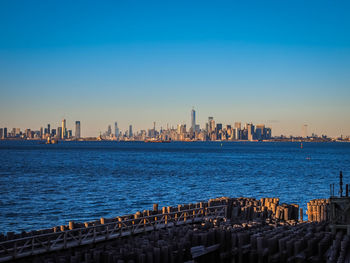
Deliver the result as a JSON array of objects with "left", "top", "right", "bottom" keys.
[
  {"left": 1, "top": 196, "right": 304, "bottom": 244},
  {"left": 0, "top": 204, "right": 228, "bottom": 263},
  {"left": 306, "top": 199, "right": 330, "bottom": 223},
  {"left": 9, "top": 212, "right": 349, "bottom": 263},
  {"left": 0, "top": 201, "right": 216, "bottom": 242},
  {"left": 0, "top": 196, "right": 333, "bottom": 263}
]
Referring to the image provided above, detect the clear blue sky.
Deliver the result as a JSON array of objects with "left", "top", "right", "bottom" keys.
[{"left": 0, "top": 0, "right": 349, "bottom": 137}]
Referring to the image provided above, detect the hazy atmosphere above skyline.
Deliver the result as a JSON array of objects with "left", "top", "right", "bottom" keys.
[{"left": 0, "top": 1, "right": 349, "bottom": 137}]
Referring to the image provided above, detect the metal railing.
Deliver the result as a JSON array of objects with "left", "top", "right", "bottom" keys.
[{"left": 0, "top": 205, "right": 227, "bottom": 262}]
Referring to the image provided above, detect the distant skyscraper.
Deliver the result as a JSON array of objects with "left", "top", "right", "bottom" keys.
[
  {"left": 62, "top": 119, "right": 66, "bottom": 139},
  {"left": 47, "top": 124, "right": 50, "bottom": 135},
  {"left": 75, "top": 121, "right": 81, "bottom": 139},
  {"left": 208, "top": 117, "right": 215, "bottom": 133},
  {"left": 25, "top": 129, "right": 31, "bottom": 138},
  {"left": 255, "top": 124, "right": 265, "bottom": 140},
  {"left": 195, "top": 124, "right": 200, "bottom": 133},
  {"left": 129, "top": 125, "right": 133, "bottom": 138},
  {"left": 266, "top": 128, "right": 272, "bottom": 139},
  {"left": 57, "top": 127, "right": 62, "bottom": 139},
  {"left": 177, "top": 124, "right": 182, "bottom": 134},
  {"left": 0, "top": 128, "right": 3, "bottom": 139},
  {"left": 191, "top": 108, "right": 196, "bottom": 132},
  {"left": 114, "top": 122, "right": 119, "bottom": 138},
  {"left": 149, "top": 122, "right": 156, "bottom": 138},
  {"left": 40, "top": 127, "right": 43, "bottom": 138},
  {"left": 107, "top": 125, "right": 112, "bottom": 136},
  {"left": 234, "top": 122, "right": 242, "bottom": 140},
  {"left": 247, "top": 123, "right": 255, "bottom": 141},
  {"left": 3, "top": 128, "right": 7, "bottom": 138},
  {"left": 182, "top": 124, "right": 186, "bottom": 134}
]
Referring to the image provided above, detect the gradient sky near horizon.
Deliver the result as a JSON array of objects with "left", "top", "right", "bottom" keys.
[{"left": 1, "top": 1, "right": 349, "bottom": 137}]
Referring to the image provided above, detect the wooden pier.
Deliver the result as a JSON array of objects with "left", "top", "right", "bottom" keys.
[{"left": 0, "top": 205, "right": 227, "bottom": 262}]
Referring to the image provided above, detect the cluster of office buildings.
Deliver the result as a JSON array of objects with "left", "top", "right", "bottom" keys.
[
  {"left": 1, "top": 109, "right": 274, "bottom": 142},
  {"left": 102, "top": 109, "right": 272, "bottom": 141},
  {"left": 0, "top": 119, "right": 81, "bottom": 140},
  {"left": 2, "top": 111, "right": 349, "bottom": 142}
]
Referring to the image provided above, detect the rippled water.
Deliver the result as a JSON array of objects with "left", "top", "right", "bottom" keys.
[{"left": 0, "top": 141, "right": 349, "bottom": 233}]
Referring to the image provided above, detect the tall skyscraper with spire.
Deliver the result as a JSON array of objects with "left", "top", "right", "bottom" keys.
[{"left": 191, "top": 108, "right": 196, "bottom": 132}]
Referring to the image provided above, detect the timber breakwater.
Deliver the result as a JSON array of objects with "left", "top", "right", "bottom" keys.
[{"left": 1, "top": 173, "right": 350, "bottom": 263}]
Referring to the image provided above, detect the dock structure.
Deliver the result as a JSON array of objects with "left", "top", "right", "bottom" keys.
[
  {"left": 306, "top": 171, "right": 350, "bottom": 235},
  {"left": 329, "top": 171, "right": 350, "bottom": 235},
  {"left": 0, "top": 172, "right": 349, "bottom": 262},
  {"left": 0, "top": 203, "right": 227, "bottom": 262},
  {"left": 0, "top": 197, "right": 300, "bottom": 263}
]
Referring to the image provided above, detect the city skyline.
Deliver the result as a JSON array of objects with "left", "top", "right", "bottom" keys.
[
  {"left": 0, "top": 107, "right": 348, "bottom": 140},
  {"left": 0, "top": 108, "right": 348, "bottom": 138},
  {"left": 0, "top": 112, "right": 274, "bottom": 141},
  {"left": 1, "top": 1, "right": 350, "bottom": 137}
]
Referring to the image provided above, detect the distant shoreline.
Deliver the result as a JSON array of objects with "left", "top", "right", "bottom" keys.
[{"left": 0, "top": 138, "right": 349, "bottom": 143}]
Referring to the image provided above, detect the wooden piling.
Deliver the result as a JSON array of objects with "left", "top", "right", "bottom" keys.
[
  {"left": 153, "top": 204, "right": 158, "bottom": 213},
  {"left": 2, "top": 196, "right": 345, "bottom": 263}
]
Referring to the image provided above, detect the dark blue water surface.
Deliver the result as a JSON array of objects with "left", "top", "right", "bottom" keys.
[{"left": 0, "top": 141, "right": 349, "bottom": 233}]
